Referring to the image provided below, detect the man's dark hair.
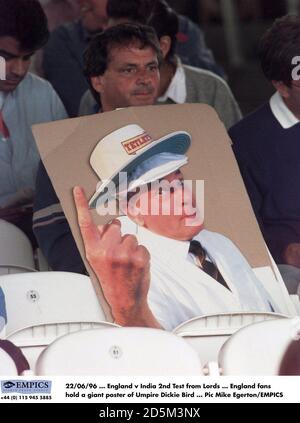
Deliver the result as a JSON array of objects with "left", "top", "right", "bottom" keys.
[
  {"left": 107, "top": 0, "right": 179, "bottom": 61},
  {"left": 259, "top": 14, "right": 300, "bottom": 86},
  {"left": 0, "top": 0, "right": 49, "bottom": 52},
  {"left": 147, "top": 0, "right": 179, "bottom": 61},
  {"left": 84, "top": 23, "right": 162, "bottom": 105}
]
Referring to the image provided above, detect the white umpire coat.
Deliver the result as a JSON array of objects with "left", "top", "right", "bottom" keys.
[{"left": 119, "top": 216, "right": 281, "bottom": 330}]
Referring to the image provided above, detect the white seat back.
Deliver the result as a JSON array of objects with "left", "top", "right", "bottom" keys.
[
  {"left": 36, "top": 327, "right": 203, "bottom": 375},
  {"left": 18, "top": 321, "right": 119, "bottom": 372},
  {"left": 0, "top": 348, "right": 18, "bottom": 375},
  {"left": 173, "top": 312, "right": 288, "bottom": 365},
  {"left": 219, "top": 317, "right": 300, "bottom": 375},
  {"left": 0, "top": 271, "right": 107, "bottom": 339},
  {"left": 0, "top": 271, "right": 114, "bottom": 367},
  {"left": 0, "top": 219, "right": 35, "bottom": 274}
]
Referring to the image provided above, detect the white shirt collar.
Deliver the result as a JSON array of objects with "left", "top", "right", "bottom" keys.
[
  {"left": 157, "top": 59, "right": 187, "bottom": 104},
  {"left": 137, "top": 223, "right": 190, "bottom": 263},
  {"left": 119, "top": 215, "right": 198, "bottom": 261},
  {"left": 269, "top": 91, "right": 299, "bottom": 129},
  {"left": 120, "top": 215, "right": 214, "bottom": 264}
]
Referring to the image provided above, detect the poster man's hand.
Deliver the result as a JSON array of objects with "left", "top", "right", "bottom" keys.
[{"left": 73, "top": 187, "right": 160, "bottom": 328}]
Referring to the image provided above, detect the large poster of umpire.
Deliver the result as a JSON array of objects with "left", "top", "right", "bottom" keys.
[{"left": 33, "top": 103, "right": 297, "bottom": 332}]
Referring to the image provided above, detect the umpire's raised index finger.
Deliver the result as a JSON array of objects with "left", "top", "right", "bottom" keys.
[
  {"left": 73, "top": 186, "right": 93, "bottom": 227},
  {"left": 73, "top": 186, "right": 105, "bottom": 247}
]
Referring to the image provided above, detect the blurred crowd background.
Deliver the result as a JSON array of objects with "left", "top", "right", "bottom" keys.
[{"left": 168, "top": 0, "right": 299, "bottom": 114}]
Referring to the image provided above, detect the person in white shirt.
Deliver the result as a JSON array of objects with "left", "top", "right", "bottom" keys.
[
  {"left": 73, "top": 124, "right": 280, "bottom": 330},
  {"left": 0, "top": 0, "right": 67, "bottom": 242},
  {"left": 229, "top": 15, "right": 300, "bottom": 294},
  {"left": 79, "top": 0, "right": 241, "bottom": 130}
]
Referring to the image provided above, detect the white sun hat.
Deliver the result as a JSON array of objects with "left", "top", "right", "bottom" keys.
[
  {"left": 127, "top": 152, "right": 188, "bottom": 191},
  {"left": 89, "top": 124, "right": 191, "bottom": 208}
]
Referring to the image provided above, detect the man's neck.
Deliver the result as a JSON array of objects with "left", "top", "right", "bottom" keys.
[
  {"left": 283, "top": 96, "right": 300, "bottom": 121},
  {"left": 158, "top": 60, "right": 176, "bottom": 98}
]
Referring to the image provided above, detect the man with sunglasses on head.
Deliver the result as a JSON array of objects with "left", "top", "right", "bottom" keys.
[{"left": 229, "top": 15, "right": 300, "bottom": 293}]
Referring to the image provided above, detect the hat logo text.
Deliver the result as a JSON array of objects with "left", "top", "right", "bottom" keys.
[{"left": 122, "top": 132, "right": 153, "bottom": 155}]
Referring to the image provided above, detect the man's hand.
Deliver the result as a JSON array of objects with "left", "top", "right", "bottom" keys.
[
  {"left": 0, "top": 205, "right": 33, "bottom": 225},
  {"left": 283, "top": 243, "right": 300, "bottom": 269},
  {"left": 73, "top": 186, "right": 161, "bottom": 328}
]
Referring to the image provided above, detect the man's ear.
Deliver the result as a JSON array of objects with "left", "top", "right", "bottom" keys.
[
  {"left": 272, "top": 80, "right": 290, "bottom": 99},
  {"left": 159, "top": 35, "right": 172, "bottom": 59},
  {"left": 90, "top": 75, "right": 104, "bottom": 94}
]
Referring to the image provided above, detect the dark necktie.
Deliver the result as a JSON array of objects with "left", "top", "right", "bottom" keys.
[{"left": 189, "top": 240, "right": 230, "bottom": 290}]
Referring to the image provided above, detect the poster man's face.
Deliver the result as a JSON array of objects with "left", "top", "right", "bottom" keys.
[
  {"left": 91, "top": 43, "right": 160, "bottom": 111},
  {"left": 0, "top": 37, "right": 33, "bottom": 92},
  {"left": 128, "top": 170, "right": 204, "bottom": 241}
]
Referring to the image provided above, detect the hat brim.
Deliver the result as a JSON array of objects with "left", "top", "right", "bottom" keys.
[{"left": 89, "top": 131, "right": 191, "bottom": 208}]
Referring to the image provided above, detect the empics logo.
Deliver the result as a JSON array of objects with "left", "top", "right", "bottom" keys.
[
  {"left": 0, "top": 56, "right": 6, "bottom": 81},
  {"left": 1, "top": 380, "right": 52, "bottom": 394},
  {"left": 3, "top": 381, "right": 15, "bottom": 389}
]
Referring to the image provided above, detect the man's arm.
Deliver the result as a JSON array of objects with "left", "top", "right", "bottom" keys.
[
  {"left": 230, "top": 131, "right": 265, "bottom": 229},
  {"left": 282, "top": 243, "right": 300, "bottom": 268},
  {"left": 73, "top": 186, "right": 162, "bottom": 329},
  {"left": 33, "top": 162, "right": 86, "bottom": 274},
  {"left": 212, "top": 78, "right": 242, "bottom": 129}
]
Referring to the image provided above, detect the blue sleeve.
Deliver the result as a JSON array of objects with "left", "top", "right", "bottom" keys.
[
  {"left": 176, "top": 15, "right": 225, "bottom": 77},
  {"left": 230, "top": 126, "right": 264, "bottom": 228},
  {"left": 33, "top": 161, "right": 86, "bottom": 274}
]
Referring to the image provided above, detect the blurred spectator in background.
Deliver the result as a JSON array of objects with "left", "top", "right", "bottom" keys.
[
  {"left": 39, "top": 0, "right": 80, "bottom": 31},
  {"left": 188, "top": 0, "right": 287, "bottom": 23},
  {"left": 42, "top": 0, "right": 108, "bottom": 116},
  {"left": 0, "top": 0, "right": 67, "bottom": 244},
  {"left": 199, "top": 0, "right": 262, "bottom": 22},
  {"left": 80, "top": 0, "right": 241, "bottom": 129},
  {"left": 229, "top": 15, "right": 300, "bottom": 293},
  {"left": 107, "top": 0, "right": 223, "bottom": 76},
  {"left": 279, "top": 337, "right": 300, "bottom": 375}
]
